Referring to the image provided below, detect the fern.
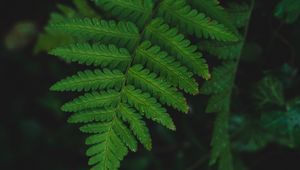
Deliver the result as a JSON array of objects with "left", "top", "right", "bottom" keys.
[
  {"left": 227, "top": 3, "right": 251, "bottom": 28},
  {"left": 158, "top": 0, "right": 238, "bottom": 41},
  {"left": 254, "top": 76, "right": 285, "bottom": 107},
  {"left": 188, "top": 0, "right": 236, "bottom": 33},
  {"left": 199, "top": 41, "right": 243, "bottom": 60},
  {"left": 200, "top": 2, "right": 254, "bottom": 170},
  {"left": 44, "top": 0, "right": 240, "bottom": 169},
  {"left": 93, "top": 0, "right": 153, "bottom": 27},
  {"left": 34, "top": 0, "right": 101, "bottom": 54}
]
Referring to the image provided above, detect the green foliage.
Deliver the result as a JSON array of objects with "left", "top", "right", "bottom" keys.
[
  {"left": 229, "top": 63, "right": 300, "bottom": 160},
  {"left": 227, "top": 3, "right": 251, "bottom": 29},
  {"left": 199, "top": 41, "right": 243, "bottom": 60},
  {"left": 49, "top": 43, "right": 131, "bottom": 68},
  {"left": 158, "top": 0, "right": 238, "bottom": 41},
  {"left": 274, "top": 0, "right": 300, "bottom": 24},
  {"left": 47, "top": 19, "right": 140, "bottom": 49},
  {"left": 93, "top": 0, "right": 153, "bottom": 27},
  {"left": 34, "top": 0, "right": 101, "bottom": 54},
  {"left": 254, "top": 76, "right": 285, "bottom": 107},
  {"left": 41, "top": 0, "right": 242, "bottom": 169},
  {"left": 188, "top": 0, "right": 236, "bottom": 33},
  {"left": 135, "top": 41, "right": 198, "bottom": 94},
  {"left": 50, "top": 69, "right": 124, "bottom": 92},
  {"left": 144, "top": 18, "right": 210, "bottom": 79},
  {"left": 261, "top": 100, "right": 300, "bottom": 148},
  {"left": 202, "top": 63, "right": 236, "bottom": 170},
  {"left": 254, "top": 72, "right": 300, "bottom": 148},
  {"left": 200, "top": 2, "right": 253, "bottom": 170}
]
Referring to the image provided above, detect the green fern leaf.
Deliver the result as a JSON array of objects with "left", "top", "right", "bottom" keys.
[
  {"left": 93, "top": 0, "right": 153, "bottom": 27},
  {"left": 128, "top": 65, "right": 188, "bottom": 112},
  {"left": 188, "top": 0, "right": 236, "bottom": 33},
  {"left": 201, "top": 63, "right": 236, "bottom": 95},
  {"left": 136, "top": 41, "right": 198, "bottom": 94},
  {"left": 43, "top": 0, "right": 244, "bottom": 169},
  {"left": 227, "top": 3, "right": 251, "bottom": 28},
  {"left": 47, "top": 18, "right": 140, "bottom": 48},
  {"left": 158, "top": 0, "right": 238, "bottom": 41},
  {"left": 73, "top": 0, "right": 100, "bottom": 18},
  {"left": 145, "top": 18, "right": 210, "bottom": 79},
  {"left": 34, "top": 30, "right": 74, "bottom": 54},
  {"left": 50, "top": 69, "right": 125, "bottom": 92},
  {"left": 61, "top": 90, "right": 120, "bottom": 112},
  {"left": 210, "top": 111, "right": 232, "bottom": 167},
  {"left": 86, "top": 124, "right": 128, "bottom": 170},
  {"left": 112, "top": 118, "right": 138, "bottom": 152},
  {"left": 206, "top": 92, "right": 231, "bottom": 113},
  {"left": 49, "top": 43, "right": 131, "bottom": 68},
  {"left": 57, "top": 3, "right": 77, "bottom": 18},
  {"left": 119, "top": 103, "right": 152, "bottom": 150},
  {"left": 254, "top": 76, "right": 285, "bottom": 107},
  {"left": 199, "top": 41, "right": 243, "bottom": 60},
  {"left": 123, "top": 86, "right": 175, "bottom": 130},
  {"left": 80, "top": 122, "right": 111, "bottom": 134},
  {"left": 68, "top": 108, "right": 116, "bottom": 123}
]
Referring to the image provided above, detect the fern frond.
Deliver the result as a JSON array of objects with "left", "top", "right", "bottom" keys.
[
  {"left": 44, "top": 0, "right": 246, "bottom": 169},
  {"left": 47, "top": 18, "right": 140, "bottom": 48},
  {"left": 34, "top": 31, "right": 74, "bottom": 54},
  {"left": 68, "top": 108, "right": 116, "bottom": 123},
  {"left": 201, "top": 63, "right": 236, "bottom": 95},
  {"left": 118, "top": 103, "right": 152, "bottom": 150},
  {"left": 210, "top": 111, "right": 233, "bottom": 170},
  {"left": 93, "top": 0, "right": 153, "bottom": 27},
  {"left": 123, "top": 86, "right": 176, "bottom": 130},
  {"left": 85, "top": 123, "right": 128, "bottom": 170},
  {"left": 254, "top": 76, "right": 285, "bottom": 107},
  {"left": 203, "top": 65, "right": 236, "bottom": 170},
  {"left": 80, "top": 122, "right": 111, "bottom": 133},
  {"left": 49, "top": 43, "right": 131, "bottom": 69},
  {"left": 206, "top": 92, "right": 231, "bottom": 113},
  {"left": 199, "top": 41, "right": 243, "bottom": 60},
  {"left": 61, "top": 90, "right": 120, "bottom": 112},
  {"left": 128, "top": 65, "right": 188, "bottom": 112},
  {"left": 136, "top": 41, "right": 198, "bottom": 94},
  {"left": 158, "top": 0, "right": 238, "bottom": 41},
  {"left": 145, "top": 18, "right": 210, "bottom": 79},
  {"left": 73, "top": 0, "right": 100, "bottom": 18},
  {"left": 57, "top": 3, "right": 77, "bottom": 18},
  {"left": 50, "top": 69, "right": 125, "bottom": 92},
  {"left": 188, "top": 0, "right": 236, "bottom": 33},
  {"left": 86, "top": 133, "right": 106, "bottom": 145},
  {"left": 35, "top": 0, "right": 100, "bottom": 54},
  {"left": 227, "top": 3, "right": 251, "bottom": 28},
  {"left": 112, "top": 118, "right": 138, "bottom": 152}
]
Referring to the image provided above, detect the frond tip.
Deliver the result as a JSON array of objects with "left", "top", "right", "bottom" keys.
[
  {"left": 93, "top": 0, "right": 153, "bottom": 27},
  {"left": 159, "top": 0, "right": 238, "bottom": 41}
]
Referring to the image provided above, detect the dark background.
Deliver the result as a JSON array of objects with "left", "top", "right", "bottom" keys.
[{"left": 1, "top": 0, "right": 300, "bottom": 170}]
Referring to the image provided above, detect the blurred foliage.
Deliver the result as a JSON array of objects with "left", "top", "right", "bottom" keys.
[
  {"left": 4, "top": 21, "right": 37, "bottom": 50},
  {"left": 1, "top": 0, "right": 300, "bottom": 170},
  {"left": 274, "top": 0, "right": 300, "bottom": 24},
  {"left": 34, "top": 0, "right": 100, "bottom": 54}
]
